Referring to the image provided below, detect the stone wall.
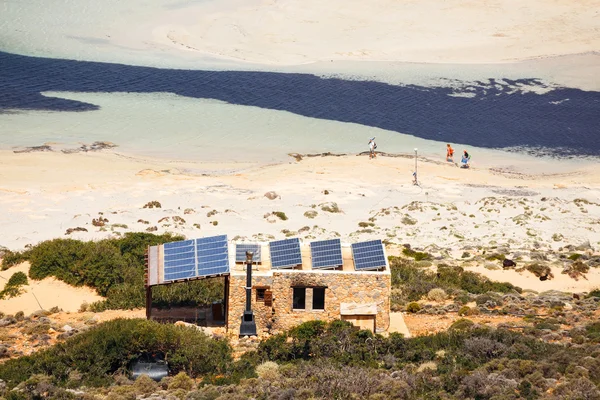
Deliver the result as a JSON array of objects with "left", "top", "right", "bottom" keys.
[{"left": 227, "top": 271, "right": 390, "bottom": 335}]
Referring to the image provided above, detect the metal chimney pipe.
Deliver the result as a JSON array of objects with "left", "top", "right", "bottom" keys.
[
  {"left": 239, "top": 250, "right": 257, "bottom": 337},
  {"left": 245, "top": 251, "right": 253, "bottom": 312}
]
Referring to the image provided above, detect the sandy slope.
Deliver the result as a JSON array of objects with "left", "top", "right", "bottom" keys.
[{"left": 0, "top": 262, "right": 104, "bottom": 315}]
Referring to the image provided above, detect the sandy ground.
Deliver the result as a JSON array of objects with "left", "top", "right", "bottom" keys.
[
  {"left": 0, "top": 262, "right": 104, "bottom": 315},
  {"left": 389, "top": 312, "right": 412, "bottom": 338}
]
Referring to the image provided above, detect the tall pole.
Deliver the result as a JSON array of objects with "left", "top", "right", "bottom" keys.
[{"left": 414, "top": 148, "right": 418, "bottom": 186}]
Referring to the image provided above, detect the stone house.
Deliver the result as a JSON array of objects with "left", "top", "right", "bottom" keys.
[{"left": 146, "top": 238, "right": 391, "bottom": 335}]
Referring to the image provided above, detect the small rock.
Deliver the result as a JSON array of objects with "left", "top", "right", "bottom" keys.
[
  {"left": 575, "top": 241, "right": 593, "bottom": 252},
  {"left": 0, "top": 319, "right": 15, "bottom": 327},
  {"left": 62, "top": 324, "right": 74, "bottom": 332},
  {"left": 264, "top": 191, "right": 280, "bottom": 200},
  {"left": 503, "top": 259, "right": 517, "bottom": 268}
]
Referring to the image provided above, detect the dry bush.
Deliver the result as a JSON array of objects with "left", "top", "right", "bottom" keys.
[
  {"left": 427, "top": 288, "right": 448, "bottom": 302},
  {"left": 255, "top": 361, "right": 280, "bottom": 380},
  {"left": 168, "top": 371, "right": 194, "bottom": 391}
]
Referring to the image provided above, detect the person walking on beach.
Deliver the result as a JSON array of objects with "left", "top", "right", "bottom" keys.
[
  {"left": 446, "top": 144, "right": 454, "bottom": 162},
  {"left": 368, "top": 137, "right": 377, "bottom": 159}
]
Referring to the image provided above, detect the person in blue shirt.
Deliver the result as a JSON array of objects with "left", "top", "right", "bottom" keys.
[{"left": 461, "top": 150, "right": 471, "bottom": 168}]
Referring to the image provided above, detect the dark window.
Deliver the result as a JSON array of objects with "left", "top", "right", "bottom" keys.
[
  {"left": 256, "top": 288, "right": 266, "bottom": 302},
  {"left": 313, "top": 287, "right": 325, "bottom": 310},
  {"left": 293, "top": 287, "right": 306, "bottom": 310}
]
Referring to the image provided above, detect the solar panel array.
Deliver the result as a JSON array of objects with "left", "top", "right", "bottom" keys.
[
  {"left": 311, "top": 238, "right": 343, "bottom": 269},
  {"left": 163, "top": 235, "right": 229, "bottom": 282},
  {"left": 235, "top": 243, "right": 262, "bottom": 263},
  {"left": 269, "top": 238, "right": 302, "bottom": 269},
  {"left": 351, "top": 239, "right": 386, "bottom": 271}
]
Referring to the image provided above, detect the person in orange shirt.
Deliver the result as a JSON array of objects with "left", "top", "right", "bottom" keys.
[{"left": 446, "top": 144, "right": 454, "bottom": 162}]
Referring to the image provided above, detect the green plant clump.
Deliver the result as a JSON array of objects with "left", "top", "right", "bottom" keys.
[
  {"left": 406, "top": 302, "right": 421, "bottom": 313},
  {"left": 402, "top": 248, "right": 431, "bottom": 261},
  {"left": 0, "top": 271, "right": 29, "bottom": 299},
  {"left": 389, "top": 257, "right": 520, "bottom": 307},
  {"left": 3, "top": 319, "right": 600, "bottom": 399},
  {"left": 273, "top": 211, "right": 288, "bottom": 221},
  {"left": 0, "top": 319, "right": 232, "bottom": 388}
]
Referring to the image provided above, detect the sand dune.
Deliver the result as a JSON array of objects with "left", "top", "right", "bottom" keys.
[{"left": 0, "top": 262, "right": 104, "bottom": 315}]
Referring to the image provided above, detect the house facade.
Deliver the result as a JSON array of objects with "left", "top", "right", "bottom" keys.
[{"left": 146, "top": 238, "right": 391, "bottom": 335}]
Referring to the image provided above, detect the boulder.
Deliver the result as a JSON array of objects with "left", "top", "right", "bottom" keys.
[{"left": 503, "top": 259, "right": 517, "bottom": 268}]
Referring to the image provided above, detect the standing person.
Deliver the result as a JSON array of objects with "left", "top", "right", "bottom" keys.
[
  {"left": 446, "top": 144, "right": 454, "bottom": 162},
  {"left": 368, "top": 137, "right": 377, "bottom": 159},
  {"left": 461, "top": 149, "right": 471, "bottom": 168}
]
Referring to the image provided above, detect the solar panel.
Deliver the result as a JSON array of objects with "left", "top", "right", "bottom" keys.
[
  {"left": 195, "top": 235, "right": 230, "bottom": 276},
  {"left": 235, "top": 243, "right": 262, "bottom": 263},
  {"left": 163, "top": 235, "right": 229, "bottom": 282},
  {"left": 269, "top": 238, "right": 302, "bottom": 269},
  {"left": 311, "top": 238, "right": 343, "bottom": 269},
  {"left": 164, "top": 239, "right": 197, "bottom": 281},
  {"left": 351, "top": 240, "right": 386, "bottom": 271}
]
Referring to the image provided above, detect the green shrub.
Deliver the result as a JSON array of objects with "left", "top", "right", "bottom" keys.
[
  {"left": 458, "top": 306, "right": 471, "bottom": 316},
  {"left": 568, "top": 253, "right": 583, "bottom": 261},
  {"left": 449, "top": 318, "right": 474, "bottom": 331},
  {"left": 0, "top": 271, "right": 29, "bottom": 299},
  {"left": 303, "top": 210, "right": 318, "bottom": 219},
  {"left": 168, "top": 371, "right": 194, "bottom": 391},
  {"left": 143, "top": 201, "right": 161, "bottom": 209},
  {"left": 132, "top": 374, "right": 158, "bottom": 394},
  {"left": 406, "top": 302, "right": 421, "bottom": 313},
  {"left": 389, "top": 257, "right": 519, "bottom": 310},
  {"left": 402, "top": 248, "right": 431, "bottom": 261},
  {"left": 485, "top": 253, "right": 505, "bottom": 261},
  {"left": 272, "top": 211, "right": 288, "bottom": 221},
  {"left": 0, "top": 319, "right": 232, "bottom": 389},
  {"left": 320, "top": 203, "right": 341, "bottom": 213},
  {"left": 585, "top": 322, "right": 600, "bottom": 343},
  {"left": 534, "top": 322, "right": 560, "bottom": 331},
  {"left": 587, "top": 289, "right": 600, "bottom": 298},
  {"left": 1, "top": 250, "right": 29, "bottom": 270},
  {"left": 519, "top": 263, "right": 553, "bottom": 279},
  {"left": 8, "top": 270, "right": 28, "bottom": 286}
]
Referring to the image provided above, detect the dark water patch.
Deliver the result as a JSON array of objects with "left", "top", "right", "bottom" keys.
[{"left": 1, "top": 51, "right": 599, "bottom": 156}]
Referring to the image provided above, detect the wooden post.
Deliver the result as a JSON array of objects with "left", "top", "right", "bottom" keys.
[
  {"left": 223, "top": 275, "right": 230, "bottom": 330},
  {"left": 145, "top": 286, "right": 152, "bottom": 320}
]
